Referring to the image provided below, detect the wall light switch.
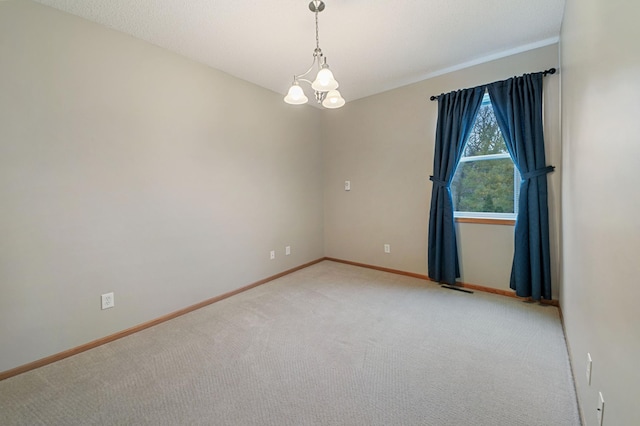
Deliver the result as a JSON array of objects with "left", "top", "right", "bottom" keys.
[
  {"left": 285, "top": 246, "right": 291, "bottom": 256},
  {"left": 586, "top": 353, "right": 592, "bottom": 385},
  {"left": 344, "top": 180, "right": 351, "bottom": 191}
]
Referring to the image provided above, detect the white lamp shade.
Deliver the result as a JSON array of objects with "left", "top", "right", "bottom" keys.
[
  {"left": 312, "top": 68, "right": 339, "bottom": 91},
  {"left": 284, "top": 84, "right": 308, "bottom": 105},
  {"left": 322, "top": 90, "right": 345, "bottom": 109}
]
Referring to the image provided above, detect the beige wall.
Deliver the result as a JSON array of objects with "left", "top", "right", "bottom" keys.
[
  {"left": 322, "top": 45, "right": 561, "bottom": 298},
  {"left": 560, "top": 0, "right": 640, "bottom": 424},
  {"left": 0, "top": 1, "right": 324, "bottom": 372}
]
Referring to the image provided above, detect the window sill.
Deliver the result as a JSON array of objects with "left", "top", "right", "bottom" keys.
[{"left": 455, "top": 217, "right": 516, "bottom": 226}]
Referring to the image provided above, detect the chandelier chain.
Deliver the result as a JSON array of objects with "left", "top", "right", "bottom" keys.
[{"left": 315, "top": 7, "right": 320, "bottom": 51}]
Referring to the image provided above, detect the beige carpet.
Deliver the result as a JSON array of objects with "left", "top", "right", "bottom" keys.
[{"left": 0, "top": 260, "right": 580, "bottom": 425}]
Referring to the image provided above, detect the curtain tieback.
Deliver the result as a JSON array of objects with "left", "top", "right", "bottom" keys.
[
  {"left": 429, "top": 176, "right": 448, "bottom": 188},
  {"left": 522, "top": 166, "right": 555, "bottom": 180}
]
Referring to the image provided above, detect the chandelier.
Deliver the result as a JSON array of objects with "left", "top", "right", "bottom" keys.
[{"left": 284, "top": 0, "right": 345, "bottom": 109}]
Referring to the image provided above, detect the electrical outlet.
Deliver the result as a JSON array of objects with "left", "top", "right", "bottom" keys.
[
  {"left": 597, "top": 392, "right": 604, "bottom": 426},
  {"left": 101, "top": 292, "right": 114, "bottom": 310},
  {"left": 270, "top": 250, "right": 275, "bottom": 260},
  {"left": 384, "top": 244, "right": 391, "bottom": 253},
  {"left": 344, "top": 180, "right": 351, "bottom": 191},
  {"left": 586, "top": 353, "right": 592, "bottom": 385},
  {"left": 285, "top": 245, "right": 291, "bottom": 256}
]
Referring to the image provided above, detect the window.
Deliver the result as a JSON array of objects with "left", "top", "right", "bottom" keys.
[{"left": 451, "top": 93, "right": 520, "bottom": 220}]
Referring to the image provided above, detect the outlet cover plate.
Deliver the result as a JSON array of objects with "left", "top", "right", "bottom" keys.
[{"left": 101, "top": 292, "right": 114, "bottom": 310}]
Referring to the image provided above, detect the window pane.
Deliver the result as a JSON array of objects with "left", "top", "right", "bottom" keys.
[
  {"left": 452, "top": 94, "right": 518, "bottom": 218},
  {"left": 451, "top": 158, "right": 515, "bottom": 214}
]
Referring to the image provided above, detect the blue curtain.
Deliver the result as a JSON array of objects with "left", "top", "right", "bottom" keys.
[
  {"left": 487, "top": 73, "right": 554, "bottom": 300},
  {"left": 428, "top": 87, "right": 484, "bottom": 284}
]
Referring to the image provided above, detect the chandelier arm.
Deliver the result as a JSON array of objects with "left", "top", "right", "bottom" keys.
[{"left": 293, "top": 56, "right": 320, "bottom": 82}]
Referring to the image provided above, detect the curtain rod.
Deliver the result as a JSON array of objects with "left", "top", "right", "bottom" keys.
[{"left": 429, "top": 68, "right": 557, "bottom": 101}]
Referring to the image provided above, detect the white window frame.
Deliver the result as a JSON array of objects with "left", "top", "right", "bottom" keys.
[{"left": 452, "top": 96, "right": 520, "bottom": 221}]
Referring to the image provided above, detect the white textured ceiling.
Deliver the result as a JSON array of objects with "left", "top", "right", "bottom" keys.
[{"left": 34, "top": 0, "right": 565, "bottom": 103}]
